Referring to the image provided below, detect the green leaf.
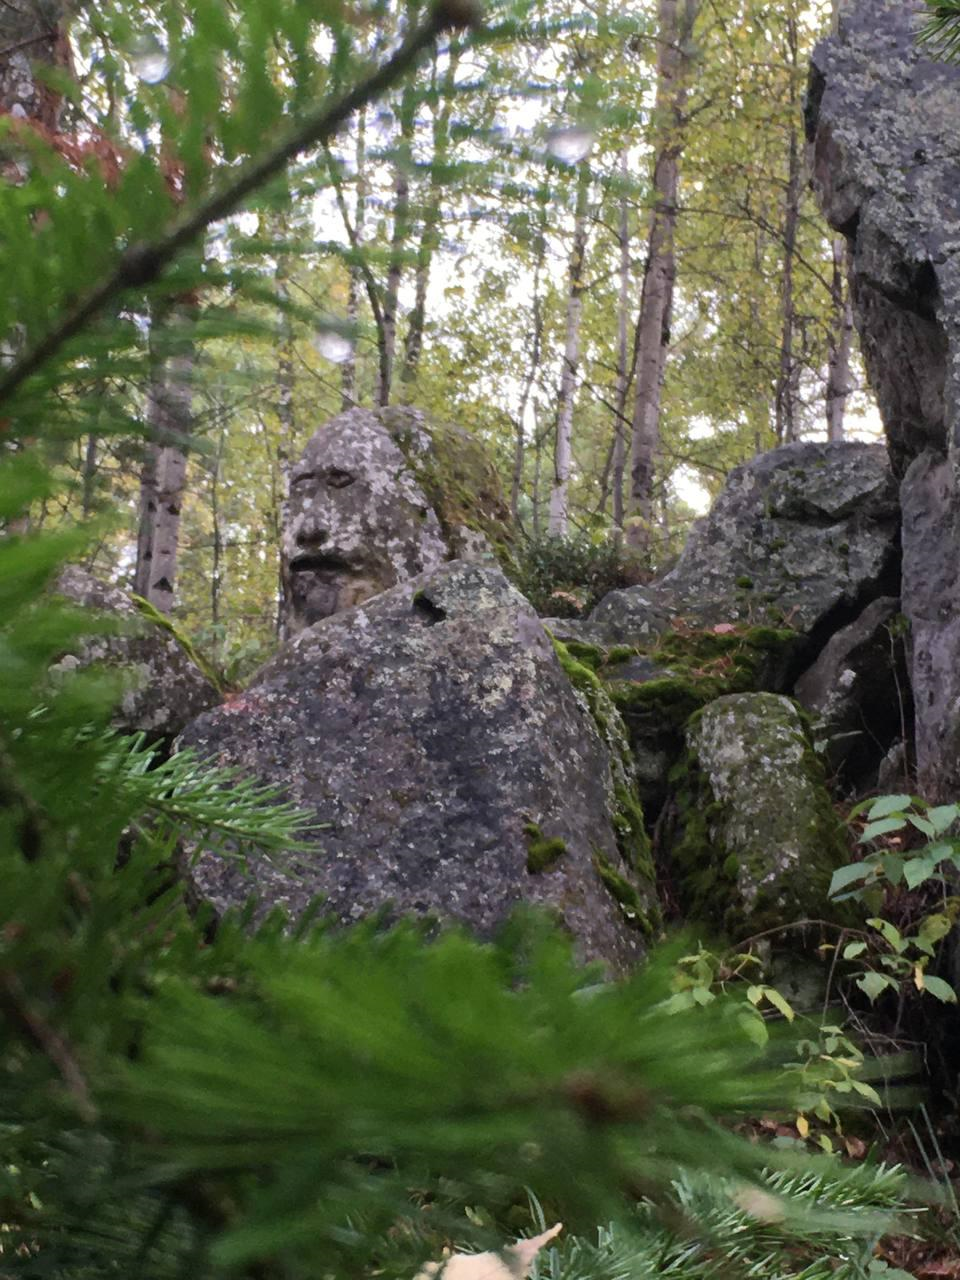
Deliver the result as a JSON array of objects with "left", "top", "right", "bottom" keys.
[
  {"left": 860, "top": 817, "right": 907, "bottom": 842},
  {"left": 920, "top": 975, "right": 957, "bottom": 1003},
  {"left": 866, "top": 794, "right": 914, "bottom": 819},
  {"left": 759, "top": 986, "right": 794, "bottom": 1022},
  {"left": 867, "top": 918, "right": 903, "bottom": 949},
  {"left": 828, "top": 862, "right": 872, "bottom": 897},
  {"left": 857, "top": 972, "right": 896, "bottom": 1003},
  {"left": 904, "top": 854, "right": 943, "bottom": 889},
  {"left": 927, "top": 805, "right": 959, "bottom": 835},
  {"left": 880, "top": 853, "right": 904, "bottom": 884},
  {"left": 907, "top": 814, "right": 936, "bottom": 838},
  {"left": 851, "top": 1080, "right": 883, "bottom": 1105},
  {"left": 842, "top": 941, "right": 868, "bottom": 959},
  {"left": 918, "top": 913, "right": 954, "bottom": 945}
]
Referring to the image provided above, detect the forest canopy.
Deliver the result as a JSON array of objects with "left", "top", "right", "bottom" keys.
[
  {"left": 1, "top": 0, "right": 876, "bottom": 673},
  {"left": 3, "top": 0, "right": 950, "bottom": 1276}
]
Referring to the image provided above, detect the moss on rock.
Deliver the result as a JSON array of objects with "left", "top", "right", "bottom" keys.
[
  {"left": 383, "top": 407, "right": 517, "bottom": 574},
  {"left": 524, "top": 822, "right": 568, "bottom": 873},
  {"left": 669, "top": 692, "right": 850, "bottom": 940},
  {"left": 550, "top": 635, "right": 660, "bottom": 933},
  {"left": 606, "top": 623, "right": 798, "bottom": 740}
]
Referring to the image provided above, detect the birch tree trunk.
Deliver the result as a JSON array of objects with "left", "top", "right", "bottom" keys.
[
  {"left": 135, "top": 318, "right": 193, "bottom": 613},
  {"left": 612, "top": 148, "right": 632, "bottom": 532},
  {"left": 774, "top": 17, "right": 802, "bottom": 445},
  {"left": 548, "top": 160, "right": 591, "bottom": 537},
  {"left": 379, "top": 82, "right": 417, "bottom": 406},
  {"left": 341, "top": 106, "right": 366, "bottom": 409},
  {"left": 627, "top": 0, "right": 699, "bottom": 551},
  {"left": 825, "top": 237, "right": 853, "bottom": 442},
  {"left": 401, "top": 45, "right": 460, "bottom": 387},
  {"left": 274, "top": 238, "right": 295, "bottom": 631},
  {"left": 511, "top": 207, "right": 547, "bottom": 523}
]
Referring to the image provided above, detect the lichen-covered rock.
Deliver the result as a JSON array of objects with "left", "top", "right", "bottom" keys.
[
  {"left": 806, "top": 0, "right": 959, "bottom": 475},
  {"left": 794, "top": 596, "right": 908, "bottom": 786},
  {"left": 900, "top": 452, "right": 960, "bottom": 798},
  {"left": 807, "top": 0, "right": 960, "bottom": 798},
  {"left": 53, "top": 566, "right": 220, "bottom": 743},
  {"left": 281, "top": 406, "right": 515, "bottom": 634},
  {"left": 671, "top": 693, "right": 848, "bottom": 938},
  {"left": 591, "top": 443, "right": 899, "bottom": 639},
  {"left": 180, "top": 561, "right": 657, "bottom": 971}
]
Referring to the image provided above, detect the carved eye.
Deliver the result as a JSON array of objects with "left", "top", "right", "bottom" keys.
[
  {"left": 290, "top": 471, "right": 315, "bottom": 488},
  {"left": 325, "top": 468, "right": 355, "bottom": 489}
]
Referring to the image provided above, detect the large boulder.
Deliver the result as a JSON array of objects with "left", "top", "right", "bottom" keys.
[
  {"left": 794, "top": 596, "right": 908, "bottom": 788},
  {"left": 53, "top": 566, "right": 219, "bottom": 743},
  {"left": 591, "top": 442, "right": 899, "bottom": 641},
  {"left": 281, "top": 406, "right": 515, "bottom": 635},
  {"left": 808, "top": 0, "right": 960, "bottom": 798},
  {"left": 179, "top": 562, "right": 657, "bottom": 972},
  {"left": 669, "top": 693, "right": 849, "bottom": 939}
]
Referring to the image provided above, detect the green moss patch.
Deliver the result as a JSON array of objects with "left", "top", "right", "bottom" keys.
[
  {"left": 386, "top": 409, "right": 517, "bottom": 574},
  {"left": 593, "top": 850, "right": 656, "bottom": 936},
  {"left": 606, "top": 623, "right": 797, "bottom": 739},
  {"left": 668, "top": 696, "right": 851, "bottom": 940},
  {"left": 524, "top": 822, "right": 567, "bottom": 874}
]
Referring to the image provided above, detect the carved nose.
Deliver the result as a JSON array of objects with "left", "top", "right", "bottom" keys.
[{"left": 296, "top": 527, "right": 329, "bottom": 548}]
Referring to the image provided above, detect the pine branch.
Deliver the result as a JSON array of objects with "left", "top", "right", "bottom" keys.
[
  {"left": 0, "top": 0, "right": 482, "bottom": 411},
  {"left": 99, "top": 732, "right": 320, "bottom": 856}
]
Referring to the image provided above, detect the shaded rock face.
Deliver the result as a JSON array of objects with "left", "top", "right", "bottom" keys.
[
  {"left": 671, "top": 693, "right": 849, "bottom": 937},
  {"left": 54, "top": 566, "right": 220, "bottom": 743},
  {"left": 180, "top": 562, "right": 656, "bottom": 972},
  {"left": 281, "top": 406, "right": 514, "bottom": 635},
  {"left": 808, "top": 0, "right": 960, "bottom": 798},
  {"left": 794, "top": 596, "right": 909, "bottom": 788},
  {"left": 592, "top": 442, "right": 899, "bottom": 639}
]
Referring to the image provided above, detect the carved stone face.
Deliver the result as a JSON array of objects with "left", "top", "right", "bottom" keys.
[{"left": 281, "top": 408, "right": 448, "bottom": 633}]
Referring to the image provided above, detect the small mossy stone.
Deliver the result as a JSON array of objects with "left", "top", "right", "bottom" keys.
[{"left": 669, "top": 692, "right": 850, "bottom": 941}]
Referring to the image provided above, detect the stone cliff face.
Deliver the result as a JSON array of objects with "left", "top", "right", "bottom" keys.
[{"left": 808, "top": 0, "right": 960, "bottom": 799}]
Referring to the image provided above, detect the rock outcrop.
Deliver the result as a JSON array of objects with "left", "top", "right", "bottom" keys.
[
  {"left": 670, "top": 693, "right": 849, "bottom": 938},
  {"left": 794, "top": 596, "right": 908, "bottom": 787},
  {"left": 281, "top": 407, "right": 514, "bottom": 634},
  {"left": 591, "top": 442, "right": 899, "bottom": 640},
  {"left": 180, "top": 562, "right": 657, "bottom": 971},
  {"left": 54, "top": 566, "right": 220, "bottom": 743},
  {"left": 808, "top": 0, "right": 960, "bottom": 798}
]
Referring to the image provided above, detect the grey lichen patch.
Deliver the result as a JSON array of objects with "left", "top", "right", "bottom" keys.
[
  {"left": 181, "top": 562, "right": 651, "bottom": 973},
  {"left": 669, "top": 692, "right": 849, "bottom": 940}
]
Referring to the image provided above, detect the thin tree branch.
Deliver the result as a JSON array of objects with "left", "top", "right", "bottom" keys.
[{"left": 0, "top": 2, "right": 477, "bottom": 410}]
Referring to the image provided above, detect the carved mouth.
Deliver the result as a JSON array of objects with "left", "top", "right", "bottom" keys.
[{"left": 289, "top": 552, "right": 356, "bottom": 576}]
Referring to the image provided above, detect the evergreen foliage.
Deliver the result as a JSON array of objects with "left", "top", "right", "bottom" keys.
[
  {"left": 0, "top": 2, "right": 931, "bottom": 1277},
  {"left": 922, "top": 1, "right": 960, "bottom": 61}
]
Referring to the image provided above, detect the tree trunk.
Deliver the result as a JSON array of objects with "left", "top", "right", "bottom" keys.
[
  {"left": 401, "top": 45, "right": 460, "bottom": 387},
  {"left": 825, "top": 237, "right": 853, "bottom": 442},
  {"left": 548, "top": 160, "right": 591, "bottom": 537},
  {"left": 627, "top": 0, "right": 699, "bottom": 551},
  {"left": 773, "top": 18, "right": 802, "bottom": 445},
  {"left": 341, "top": 106, "right": 366, "bottom": 408},
  {"left": 379, "top": 81, "right": 417, "bottom": 406},
  {"left": 0, "top": 1, "right": 72, "bottom": 534},
  {"left": 511, "top": 207, "right": 547, "bottom": 524},
  {"left": 135, "top": 319, "right": 193, "bottom": 613},
  {"left": 612, "top": 148, "right": 632, "bottom": 531},
  {"left": 273, "top": 240, "right": 296, "bottom": 630}
]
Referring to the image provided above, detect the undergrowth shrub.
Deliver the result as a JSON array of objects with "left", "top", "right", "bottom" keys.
[{"left": 511, "top": 535, "right": 646, "bottom": 618}]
